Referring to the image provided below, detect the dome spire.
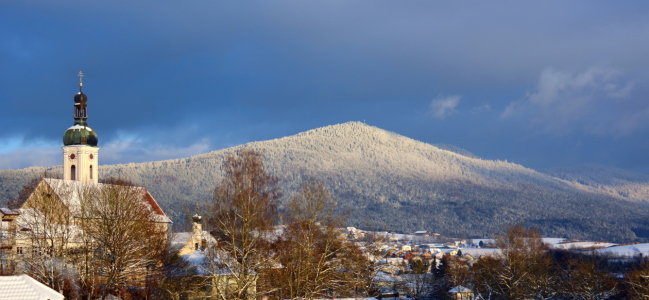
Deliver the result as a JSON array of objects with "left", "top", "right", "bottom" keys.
[
  {"left": 64, "top": 72, "right": 98, "bottom": 147},
  {"left": 62, "top": 72, "right": 100, "bottom": 183}
]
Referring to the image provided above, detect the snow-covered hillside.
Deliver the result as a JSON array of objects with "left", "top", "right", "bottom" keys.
[
  {"left": 542, "top": 164, "right": 649, "bottom": 203},
  {"left": 2, "top": 122, "right": 649, "bottom": 242}
]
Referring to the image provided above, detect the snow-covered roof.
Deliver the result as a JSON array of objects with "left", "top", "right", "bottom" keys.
[
  {"left": 41, "top": 178, "right": 170, "bottom": 223},
  {"left": 66, "top": 124, "right": 93, "bottom": 131},
  {"left": 0, "top": 274, "right": 64, "bottom": 300},
  {"left": 449, "top": 285, "right": 473, "bottom": 293},
  {"left": 456, "top": 248, "right": 501, "bottom": 256},
  {"left": 170, "top": 231, "right": 217, "bottom": 249},
  {"left": 0, "top": 208, "right": 19, "bottom": 216},
  {"left": 182, "top": 250, "right": 234, "bottom": 276}
]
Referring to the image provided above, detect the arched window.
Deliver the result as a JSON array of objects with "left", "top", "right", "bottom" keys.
[
  {"left": 90, "top": 165, "right": 93, "bottom": 179},
  {"left": 71, "top": 165, "right": 76, "bottom": 181}
]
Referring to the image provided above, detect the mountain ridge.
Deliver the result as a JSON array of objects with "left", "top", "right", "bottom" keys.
[{"left": 2, "top": 121, "right": 649, "bottom": 242}]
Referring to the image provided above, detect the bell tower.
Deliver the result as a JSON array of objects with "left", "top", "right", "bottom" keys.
[{"left": 62, "top": 72, "right": 99, "bottom": 183}]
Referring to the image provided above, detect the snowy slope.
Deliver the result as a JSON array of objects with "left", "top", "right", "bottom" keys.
[
  {"left": 3, "top": 122, "right": 649, "bottom": 242},
  {"left": 542, "top": 164, "right": 649, "bottom": 203}
]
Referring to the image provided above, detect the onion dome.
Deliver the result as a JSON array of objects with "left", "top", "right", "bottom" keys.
[
  {"left": 63, "top": 71, "right": 98, "bottom": 146},
  {"left": 63, "top": 122, "right": 98, "bottom": 146},
  {"left": 74, "top": 90, "right": 87, "bottom": 104}
]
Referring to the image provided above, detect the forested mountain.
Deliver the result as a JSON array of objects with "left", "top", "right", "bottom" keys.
[
  {"left": 2, "top": 122, "right": 649, "bottom": 242},
  {"left": 541, "top": 164, "right": 649, "bottom": 203}
]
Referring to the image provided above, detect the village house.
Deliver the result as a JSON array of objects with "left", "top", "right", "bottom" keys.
[{"left": 172, "top": 215, "right": 216, "bottom": 256}]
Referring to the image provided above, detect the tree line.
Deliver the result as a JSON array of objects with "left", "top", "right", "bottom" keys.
[{"left": 406, "top": 224, "right": 649, "bottom": 299}]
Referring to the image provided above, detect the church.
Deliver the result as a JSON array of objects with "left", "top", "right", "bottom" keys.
[{"left": 0, "top": 73, "right": 171, "bottom": 288}]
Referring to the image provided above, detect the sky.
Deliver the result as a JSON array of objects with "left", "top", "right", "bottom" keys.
[{"left": 2, "top": 1, "right": 649, "bottom": 174}]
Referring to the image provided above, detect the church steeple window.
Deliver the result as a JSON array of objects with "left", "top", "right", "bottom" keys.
[{"left": 71, "top": 165, "right": 76, "bottom": 181}]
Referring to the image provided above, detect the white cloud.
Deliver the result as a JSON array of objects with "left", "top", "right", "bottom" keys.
[
  {"left": 428, "top": 95, "right": 461, "bottom": 119},
  {"left": 502, "top": 67, "right": 639, "bottom": 135},
  {"left": 470, "top": 104, "right": 491, "bottom": 113},
  {"left": 100, "top": 138, "right": 211, "bottom": 165},
  {"left": 0, "top": 137, "right": 212, "bottom": 170},
  {"left": 0, "top": 147, "right": 59, "bottom": 170}
]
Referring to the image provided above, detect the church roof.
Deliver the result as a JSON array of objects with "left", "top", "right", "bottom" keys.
[
  {"left": 37, "top": 178, "right": 171, "bottom": 223},
  {"left": 63, "top": 122, "right": 98, "bottom": 146}
]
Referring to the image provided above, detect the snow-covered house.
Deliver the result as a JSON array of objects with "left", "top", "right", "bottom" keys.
[
  {"left": 449, "top": 285, "right": 475, "bottom": 300},
  {"left": 172, "top": 215, "right": 216, "bottom": 256},
  {"left": 0, "top": 274, "right": 64, "bottom": 300},
  {"left": 414, "top": 230, "right": 429, "bottom": 236}
]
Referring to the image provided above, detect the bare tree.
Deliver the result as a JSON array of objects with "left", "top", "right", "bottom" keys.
[
  {"left": 472, "top": 255, "right": 507, "bottom": 300},
  {"left": 264, "top": 178, "right": 370, "bottom": 299},
  {"left": 209, "top": 149, "right": 281, "bottom": 300},
  {"left": 443, "top": 254, "right": 471, "bottom": 291},
  {"left": 398, "top": 256, "right": 438, "bottom": 299},
  {"left": 77, "top": 178, "right": 167, "bottom": 299},
  {"left": 627, "top": 257, "right": 649, "bottom": 299},
  {"left": 152, "top": 246, "right": 200, "bottom": 300},
  {"left": 13, "top": 177, "right": 77, "bottom": 295},
  {"left": 560, "top": 252, "right": 619, "bottom": 300},
  {"left": 472, "top": 224, "right": 558, "bottom": 300}
]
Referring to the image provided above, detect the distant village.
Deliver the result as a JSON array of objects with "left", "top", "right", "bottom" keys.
[{"left": 338, "top": 227, "right": 649, "bottom": 299}]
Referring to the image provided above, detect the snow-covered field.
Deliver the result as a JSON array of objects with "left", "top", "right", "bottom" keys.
[{"left": 596, "top": 243, "right": 649, "bottom": 257}]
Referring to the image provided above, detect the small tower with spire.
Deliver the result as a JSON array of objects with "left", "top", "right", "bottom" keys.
[{"left": 62, "top": 72, "right": 99, "bottom": 183}]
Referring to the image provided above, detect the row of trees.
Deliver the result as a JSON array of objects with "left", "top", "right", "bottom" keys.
[{"left": 436, "top": 225, "right": 649, "bottom": 300}]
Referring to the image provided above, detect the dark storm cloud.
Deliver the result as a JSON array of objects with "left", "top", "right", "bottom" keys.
[{"left": 2, "top": 1, "right": 649, "bottom": 173}]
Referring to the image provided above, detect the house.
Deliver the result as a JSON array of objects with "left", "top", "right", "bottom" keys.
[
  {"left": 414, "top": 230, "right": 429, "bottom": 236},
  {"left": 172, "top": 215, "right": 217, "bottom": 256},
  {"left": 0, "top": 274, "right": 65, "bottom": 300},
  {"left": 446, "top": 249, "right": 460, "bottom": 256},
  {"left": 1, "top": 208, "right": 19, "bottom": 274},
  {"left": 449, "top": 285, "right": 475, "bottom": 300}
]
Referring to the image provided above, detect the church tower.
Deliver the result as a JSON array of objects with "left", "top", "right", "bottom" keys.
[{"left": 62, "top": 72, "right": 99, "bottom": 183}]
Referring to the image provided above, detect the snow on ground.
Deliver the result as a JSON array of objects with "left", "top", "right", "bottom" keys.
[
  {"left": 543, "top": 238, "right": 567, "bottom": 246},
  {"left": 459, "top": 248, "right": 501, "bottom": 256},
  {"left": 596, "top": 243, "right": 649, "bottom": 257},
  {"left": 552, "top": 241, "right": 616, "bottom": 250}
]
